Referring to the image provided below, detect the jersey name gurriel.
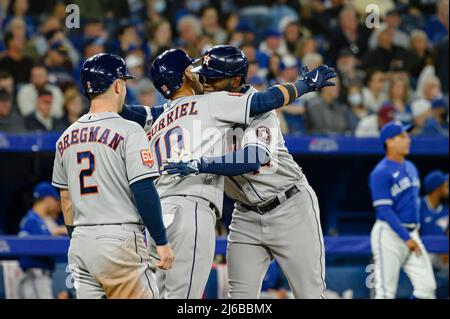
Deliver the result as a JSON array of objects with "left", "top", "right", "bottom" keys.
[
  {"left": 147, "top": 101, "right": 198, "bottom": 141},
  {"left": 57, "top": 126, "right": 124, "bottom": 156}
]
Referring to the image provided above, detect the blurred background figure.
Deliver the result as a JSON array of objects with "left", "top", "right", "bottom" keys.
[
  {"left": 60, "top": 87, "right": 85, "bottom": 128},
  {"left": 260, "top": 261, "right": 292, "bottom": 299},
  {"left": 17, "top": 64, "right": 64, "bottom": 119},
  {"left": 17, "top": 182, "right": 61, "bottom": 299},
  {"left": 355, "top": 104, "right": 395, "bottom": 137},
  {"left": 420, "top": 170, "right": 449, "bottom": 298},
  {"left": 0, "top": 87, "right": 25, "bottom": 133},
  {"left": 24, "top": 88, "right": 65, "bottom": 131},
  {"left": 0, "top": 31, "right": 33, "bottom": 87}
]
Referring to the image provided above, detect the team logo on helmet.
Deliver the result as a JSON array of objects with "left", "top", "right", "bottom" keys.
[{"left": 203, "top": 54, "right": 211, "bottom": 66}]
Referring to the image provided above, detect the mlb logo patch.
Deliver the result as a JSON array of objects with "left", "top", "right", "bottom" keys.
[
  {"left": 140, "top": 149, "right": 154, "bottom": 167},
  {"left": 256, "top": 126, "right": 272, "bottom": 145}
]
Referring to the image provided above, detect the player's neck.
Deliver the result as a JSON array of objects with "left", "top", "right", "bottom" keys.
[
  {"left": 386, "top": 152, "right": 405, "bottom": 164},
  {"left": 426, "top": 193, "right": 441, "bottom": 209},
  {"left": 33, "top": 202, "right": 48, "bottom": 219},
  {"left": 171, "top": 85, "right": 194, "bottom": 100},
  {"left": 89, "top": 98, "right": 118, "bottom": 114}
]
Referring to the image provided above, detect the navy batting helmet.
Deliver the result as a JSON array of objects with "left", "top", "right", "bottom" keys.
[
  {"left": 80, "top": 53, "right": 134, "bottom": 99},
  {"left": 191, "top": 45, "right": 249, "bottom": 80},
  {"left": 150, "top": 49, "right": 193, "bottom": 99}
]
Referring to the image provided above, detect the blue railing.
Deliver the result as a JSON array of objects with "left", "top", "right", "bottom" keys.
[
  {"left": 0, "top": 132, "right": 448, "bottom": 155},
  {"left": 0, "top": 235, "right": 448, "bottom": 258}
]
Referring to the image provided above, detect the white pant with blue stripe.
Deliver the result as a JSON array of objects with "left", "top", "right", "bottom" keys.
[{"left": 370, "top": 220, "right": 436, "bottom": 299}]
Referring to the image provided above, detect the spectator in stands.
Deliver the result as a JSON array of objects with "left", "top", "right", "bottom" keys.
[
  {"left": 411, "top": 99, "right": 433, "bottom": 136},
  {"left": 42, "top": 41, "right": 75, "bottom": 90},
  {"left": 17, "top": 182, "right": 61, "bottom": 299},
  {"left": 1, "top": 0, "right": 36, "bottom": 39},
  {"left": 0, "top": 71, "right": 15, "bottom": 96},
  {"left": 304, "top": 78, "right": 352, "bottom": 134},
  {"left": 412, "top": 75, "right": 443, "bottom": 122},
  {"left": 0, "top": 88, "right": 25, "bottom": 133},
  {"left": 24, "top": 88, "right": 65, "bottom": 131},
  {"left": 146, "top": 19, "right": 173, "bottom": 59},
  {"left": 17, "top": 64, "right": 64, "bottom": 118},
  {"left": 4, "top": 17, "right": 38, "bottom": 60},
  {"left": 409, "top": 30, "right": 433, "bottom": 83},
  {"left": 387, "top": 76, "right": 413, "bottom": 125},
  {"left": 346, "top": 84, "right": 369, "bottom": 131},
  {"left": 135, "top": 79, "right": 158, "bottom": 107},
  {"left": 114, "top": 24, "right": 141, "bottom": 58},
  {"left": 266, "top": 54, "right": 282, "bottom": 86},
  {"left": 336, "top": 48, "right": 365, "bottom": 91},
  {"left": 124, "top": 53, "right": 147, "bottom": 103},
  {"left": 328, "top": 6, "right": 370, "bottom": 63},
  {"left": 298, "top": 37, "right": 318, "bottom": 60},
  {"left": 0, "top": 31, "right": 33, "bottom": 86},
  {"left": 200, "top": 5, "right": 227, "bottom": 44},
  {"left": 177, "top": 15, "right": 203, "bottom": 57},
  {"left": 355, "top": 104, "right": 395, "bottom": 137},
  {"left": 425, "top": 0, "right": 449, "bottom": 44},
  {"left": 61, "top": 87, "right": 84, "bottom": 128},
  {"left": 363, "top": 26, "right": 412, "bottom": 73},
  {"left": 362, "top": 69, "right": 387, "bottom": 112},
  {"left": 258, "top": 29, "right": 288, "bottom": 67},
  {"left": 368, "top": 9, "right": 410, "bottom": 50},
  {"left": 275, "top": 55, "right": 304, "bottom": 135},
  {"left": 433, "top": 36, "right": 449, "bottom": 95},
  {"left": 417, "top": 98, "right": 449, "bottom": 137},
  {"left": 282, "top": 20, "right": 304, "bottom": 57}
]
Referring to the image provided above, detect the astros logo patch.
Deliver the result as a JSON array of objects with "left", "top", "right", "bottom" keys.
[
  {"left": 203, "top": 54, "right": 211, "bottom": 66},
  {"left": 140, "top": 149, "right": 154, "bottom": 167},
  {"left": 256, "top": 126, "right": 272, "bottom": 145}
]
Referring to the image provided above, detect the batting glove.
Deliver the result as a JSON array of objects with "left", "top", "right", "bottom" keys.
[
  {"left": 301, "top": 64, "right": 337, "bottom": 92},
  {"left": 162, "top": 158, "right": 202, "bottom": 178}
]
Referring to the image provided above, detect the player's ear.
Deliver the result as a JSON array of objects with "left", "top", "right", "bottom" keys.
[{"left": 184, "top": 67, "right": 194, "bottom": 82}]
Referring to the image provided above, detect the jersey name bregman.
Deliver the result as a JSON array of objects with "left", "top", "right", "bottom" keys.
[{"left": 57, "top": 126, "right": 124, "bottom": 156}]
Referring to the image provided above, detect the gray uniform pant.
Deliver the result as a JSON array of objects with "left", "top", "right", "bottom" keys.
[
  {"left": 18, "top": 269, "right": 53, "bottom": 299},
  {"left": 68, "top": 224, "right": 158, "bottom": 299},
  {"left": 149, "top": 195, "right": 216, "bottom": 299},
  {"left": 227, "top": 183, "right": 326, "bottom": 299}
]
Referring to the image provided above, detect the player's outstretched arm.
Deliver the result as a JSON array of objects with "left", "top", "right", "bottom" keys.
[
  {"left": 249, "top": 65, "right": 336, "bottom": 117},
  {"left": 162, "top": 145, "right": 269, "bottom": 177},
  {"left": 60, "top": 189, "right": 75, "bottom": 238},
  {"left": 120, "top": 104, "right": 165, "bottom": 131},
  {"left": 130, "top": 177, "right": 174, "bottom": 270}
]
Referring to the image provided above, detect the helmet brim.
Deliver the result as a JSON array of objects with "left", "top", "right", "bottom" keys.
[{"left": 191, "top": 65, "right": 229, "bottom": 79}]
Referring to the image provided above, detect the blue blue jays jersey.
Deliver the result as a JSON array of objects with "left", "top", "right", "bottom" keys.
[
  {"left": 419, "top": 197, "right": 449, "bottom": 235},
  {"left": 369, "top": 157, "right": 421, "bottom": 224},
  {"left": 18, "top": 210, "right": 54, "bottom": 271}
]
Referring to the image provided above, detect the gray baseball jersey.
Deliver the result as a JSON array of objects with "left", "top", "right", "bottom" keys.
[
  {"left": 52, "top": 112, "right": 158, "bottom": 226},
  {"left": 145, "top": 92, "right": 255, "bottom": 216},
  {"left": 223, "top": 86, "right": 306, "bottom": 205}
]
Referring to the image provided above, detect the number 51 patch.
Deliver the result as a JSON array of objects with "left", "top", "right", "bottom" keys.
[{"left": 140, "top": 149, "right": 154, "bottom": 167}]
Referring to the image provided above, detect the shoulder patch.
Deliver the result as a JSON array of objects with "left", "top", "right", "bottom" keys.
[
  {"left": 140, "top": 149, "right": 154, "bottom": 167},
  {"left": 256, "top": 126, "right": 272, "bottom": 145},
  {"left": 227, "top": 92, "right": 244, "bottom": 97}
]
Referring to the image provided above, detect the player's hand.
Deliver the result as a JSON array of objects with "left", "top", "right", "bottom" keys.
[
  {"left": 162, "top": 158, "right": 201, "bottom": 178},
  {"left": 301, "top": 65, "right": 337, "bottom": 92},
  {"left": 156, "top": 244, "right": 175, "bottom": 270},
  {"left": 406, "top": 239, "right": 422, "bottom": 256}
]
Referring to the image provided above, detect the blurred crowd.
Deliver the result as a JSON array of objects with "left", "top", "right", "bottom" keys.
[{"left": 0, "top": 0, "right": 448, "bottom": 137}]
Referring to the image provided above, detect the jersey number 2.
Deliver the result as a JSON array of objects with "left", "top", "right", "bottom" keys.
[{"left": 77, "top": 151, "right": 98, "bottom": 195}]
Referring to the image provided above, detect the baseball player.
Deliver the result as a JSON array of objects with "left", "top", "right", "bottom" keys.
[
  {"left": 162, "top": 45, "right": 328, "bottom": 299},
  {"left": 51, "top": 53, "right": 174, "bottom": 299},
  {"left": 124, "top": 48, "right": 335, "bottom": 298},
  {"left": 420, "top": 170, "right": 449, "bottom": 237},
  {"left": 17, "top": 182, "right": 61, "bottom": 299},
  {"left": 369, "top": 121, "right": 436, "bottom": 299}
]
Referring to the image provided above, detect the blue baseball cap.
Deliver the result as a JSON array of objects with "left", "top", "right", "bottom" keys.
[
  {"left": 423, "top": 170, "right": 448, "bottom": 194},
  {"left": 380, "top": 121, "right": 413, "bottom": 144},
  {"left": 431, "top": 98, "right": 448, "bottom": 110},
  {"left": 33, "top": 182, "right": 60, "bottom": 200}
]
